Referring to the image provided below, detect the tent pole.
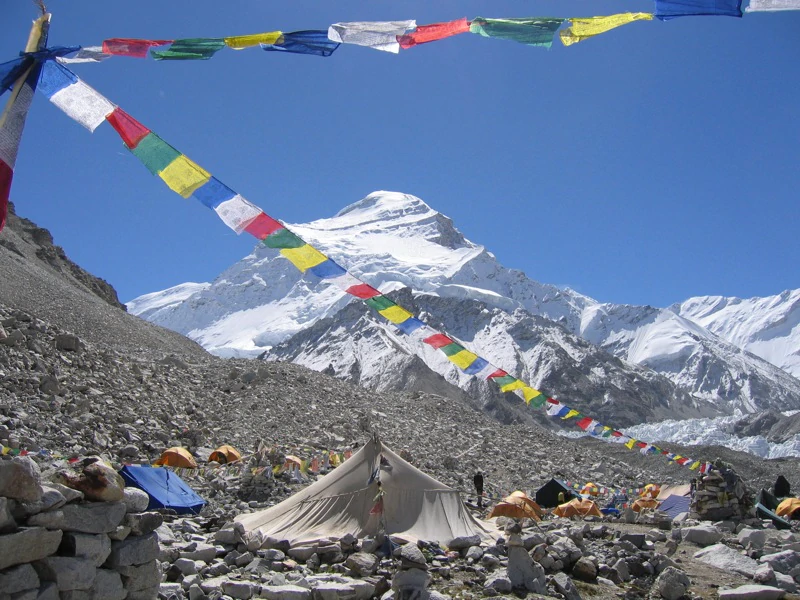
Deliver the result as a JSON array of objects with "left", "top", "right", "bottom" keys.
[{"left": 0, "top": 11, "right": 51, "bottom": 129}]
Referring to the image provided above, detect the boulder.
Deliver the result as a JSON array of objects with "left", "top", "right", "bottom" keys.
[
  {"left": 682, "top": 524, "right": 724, "bottom": 546},
  {"left": 32, "top": 557, "right": 96, "bottom": 591},
  {"left": 694, "top": 544, "right": 760, "bottom": 578},
  {"left": 0, "top": 457, "right": 43, "bottom": 502},
  {"left": 0, "top": 527, "right": 62, "bottom": 570},
  {"left": 718, "top": 584, "right": 786, "bottom": 600},
  {"left": 656, "top": 566, "right": 691, "bottom": 600}
]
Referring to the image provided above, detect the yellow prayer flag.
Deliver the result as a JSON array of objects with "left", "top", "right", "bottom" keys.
[
  {"left": 280, "top": 245, "right": 328, "bottom": 272},
  {"left": 689, "top": 461, "right": 701, "bottom": 470},
  {"left": 379, "top": 305, "right": 414, "bottom": 324},
  {"left": 158, "top": 155, "right": 211, "bottom": 198},
  {"left": 522, "top": 387, "right": 543, "bottom": 403},
  {"left": 560, "top": 13, "right": 653, "bottom": 47},
  {"left": 562, "top": 409, "right": 579, "bottom": 420},
  {"left": 500, "top": 379, "right": 525, "bottom": 393},
  {"left": 224, "top": 31, "right": 283, "bottom": 49},
  {"left": 625, "top": 439, "right": 636, "bottom": 449},
  {"left": 448, "top": 350, "right": 480, "bottom": 370}
]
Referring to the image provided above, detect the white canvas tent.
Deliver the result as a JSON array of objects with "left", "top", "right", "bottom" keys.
[{"left": 236, "top": 436, "right": 496, "bottom": 546}]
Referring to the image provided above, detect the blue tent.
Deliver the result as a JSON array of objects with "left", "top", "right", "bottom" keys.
[
  {"left": 658, "top": 495, "right": 691, "bottom": 519},
  {"left": 119, "top": 465, "right": 206, "bottom": 515}
]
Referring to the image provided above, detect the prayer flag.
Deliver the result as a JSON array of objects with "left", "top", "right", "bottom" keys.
[
  {"left": 328, "top": 21, "right": 416, "bottom": 54},
  {"left": 398, "top": 18, "right": 471, "bottom": 49},
  {"left": 38, "top": 61, "right": 114, "bottom": 132},
  {"left": 262, "top": 31, "right": 341, "bottom": 57},
  {"left": 470, "top": 17, "right": 564, "bottom": 48},
  {"left": 151, "top": 39, "right": 227, "bottom": 60},
  {"left": 746, "top": 0, "right": 800, "bottom": 9},
  {"left": 560, "top": 13, "right": 653, "bottom": 47},
  {"left": 102, "top": 38, "right": 172, "bottom": 57},
  {"left": 225, "top": 31, "right": 282, "bottom": 50},
  {"left": 655, "top": 0, "right": 742, "bottom": 19}
]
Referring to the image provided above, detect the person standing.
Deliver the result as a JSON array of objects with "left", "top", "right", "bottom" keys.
[{"left": 473, "top": 471, "right": 484, "bottom": 508}]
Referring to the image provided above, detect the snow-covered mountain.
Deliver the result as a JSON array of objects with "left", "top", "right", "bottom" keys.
[{"left": 128, "top": 191, "right": 800, "bottom": 424}]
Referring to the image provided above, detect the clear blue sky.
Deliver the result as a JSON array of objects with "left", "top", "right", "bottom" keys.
[{"left": 2, "top": 1, "right": 798, "bottom": 307}]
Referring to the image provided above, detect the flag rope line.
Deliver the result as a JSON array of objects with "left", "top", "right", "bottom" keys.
[{"left": 33, "top": 59, "right": 713, "bottom": 475}]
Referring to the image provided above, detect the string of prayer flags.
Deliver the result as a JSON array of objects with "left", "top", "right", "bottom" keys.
[
  {"left": 328, "top": 20, "right": 417, "bottom": 54},
  {"left": 151, "top": 38, "right": 227, "bottom": 60},
  {"left": 261, "top": 31, "right": 341, "bottom": 57},
  {"left": 224, "top": 31, "right": 282, "bottom": 50},
  {"left": 102, "top": 38, "right": 172, "bottom": 58},
  {"left": 655, "top": 0, "right": 742, "bottom": 19},
  {"left": 560, "top": 13, "right": 653, "bottom": 46},
  {"left": 746, "top": 0, "right": 800, "bottom": 10},
  {"left": 397, "top": 18, "right": 471, "bottom": 49},
  {"left": 38, "top": 61, "right": 714, "bottom": 476},
  {"left": 469, "top": 17, "right": 565, "bottom": 48}
]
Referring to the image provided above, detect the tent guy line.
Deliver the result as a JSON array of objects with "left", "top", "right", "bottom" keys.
[{"left": 13, "top": 54, "right": 713, "bottom": 474}]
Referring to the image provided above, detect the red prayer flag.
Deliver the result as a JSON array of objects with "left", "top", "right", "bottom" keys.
[
  {"left": 0, "top": 160, "right": 11, "bottom": 232},
  {"left": 102, "top": 38, "right": 173, "bottom": 58},
  {"left": 423, "top": 333, "right": 453, "bottom": 349},
  {"left": 244, "top": 212, "right": 283, "bottom": 239},
  {"left": 345, "top": 283, "right": 381, "bottom": 299},
  {"left": 106, "top": 108, "right": 150, "bottom": 149},
  {"left": 398, "top": 18, "right": 471, "bottom": 49}
]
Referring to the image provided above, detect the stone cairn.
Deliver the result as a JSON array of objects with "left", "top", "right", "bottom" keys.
[
  {"left": 0, "top": 455, "right": 163, "bottom": 599},
  {"left": 690, "top": 463, "right": 754, "bottom": 522}
]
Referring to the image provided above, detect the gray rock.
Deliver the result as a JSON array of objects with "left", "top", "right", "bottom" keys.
[
  {"left": 118, "top": 561, "right": 162, "bottom": 592},
  {"left": 759, "top": 551, "right": 800, "bottom": 575},
  {"left": 60, "top": 532, "right": 112, "bottom": 567},
  {"left": 122, "top": 488, "right": 150, "bottom": 513},
  {"left": 0, "top": 563, "right": 39, "bottom": 595},
  {"left": 571, "top": 557, "right": 597, "bottom": 583},
  {"left": 93, "top": 569, "right": 125, "bottom": 600},
  {"left": 124, "top": 511, "right": 163, "bottom": 536},
  {"left": 682, "top": 524, "right": 724, "bottom": 546},
  {"left": 0, "top": 527, "right": 62, "bottom": 570},
  {"left": 484, "top": 571, "right": 513, "bottom": 593},
  {"left": 552, "top": 572, "right": 583, "bottom": 600},
  {"left": 105, "top": 532, "right": 159, "bottom": 567},
  {"left": 32, "top": 557, "right": 96, "bottom": 591},
  {"left": 0, "top": 457, "right": 42, "bottom": 502},
  {"left": 718, "top": 584, "right": 786, "bottom": 600},
  {"left": 447, "top": 535, "right": 480, "bottom": 550},
  {"left": 695, "top": 544, "right": 760, "bottom": 578},
  {"left": 345, "top": 552, "right": 379, "bottom": 576},
  {"left": 656, "top": 566, "right": 691, "bottom": 600},
  {"left": 259, "top": 584, "right": 313, "bottom": 600}
]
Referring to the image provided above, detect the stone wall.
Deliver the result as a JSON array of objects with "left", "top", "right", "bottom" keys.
[{"left": 0, "top": 456, "right": 162, "bottom": 599}]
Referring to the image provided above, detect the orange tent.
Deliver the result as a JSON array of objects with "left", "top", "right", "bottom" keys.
[
  {"left": 641, "top": 484, "right": 661, "bottom": 499},
  {"left": 776, "top": 498, "right": 800, "bottom": 519},
  {"left": 154, "top": 447, "right": 197, "bottom": 469},
  {"left": 632, "top": 498, "right": 659, "bottom": 512},
  {"left": 580, "top": 482, "right": 600, "bottom": 496},
  {"left": 208, "top": 445, "right": 242, "bottom": 464},
  {"left": 553, "top": 498, "right": 602, "bottom": 518},
  {"left": 489, "top": 491, "right": 543, "bottom": 521}
]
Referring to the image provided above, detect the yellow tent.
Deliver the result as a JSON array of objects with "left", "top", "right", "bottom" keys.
[
  {"left": 488, "top": 491, "right": 543, "bottom": 521},
  {"left": 632, "top": 497, "right": 659, "bottom": 512},
  {"left": 208, "top": 445, "right": 242, "bottom": 464},
  {"left": 580, "top": 482, "right": 599, "bottom": 496},
  {"left": 776, "top": 498, "right": 800, "bottom": 519},
  {"left": 641, "top": 484, "right": 661, "bottom": 499},
  {"left": 154, "top": 447, "right": 197, "bottom": 469},
  {"left": 553, "top": 498, "right": 602, "bottom": 518}
]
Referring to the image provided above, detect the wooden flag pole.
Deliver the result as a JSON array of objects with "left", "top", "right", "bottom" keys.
[{"left": 0, "top": 10, "right": 51, "bottom": 129}]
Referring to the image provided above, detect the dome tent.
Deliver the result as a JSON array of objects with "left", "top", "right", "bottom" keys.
[{"left": 235, "top": 435, "right": 496, "bottom": 547}]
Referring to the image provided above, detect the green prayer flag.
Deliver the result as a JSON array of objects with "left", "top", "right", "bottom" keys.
[
  {"left": 129, "top": 133, "right": 181, "bottom": 175},
  {"left": 263, "top": 228, "right": 305, "bottom": 249},
  {"left": 469, "top": 17, "right": 564, "bottom": 48},
  {"left": 151, "top": 38, "right": 226, "bottom": 60},
  {"left": 365, "top": 296, "right": 396, "bottom": 312}
]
